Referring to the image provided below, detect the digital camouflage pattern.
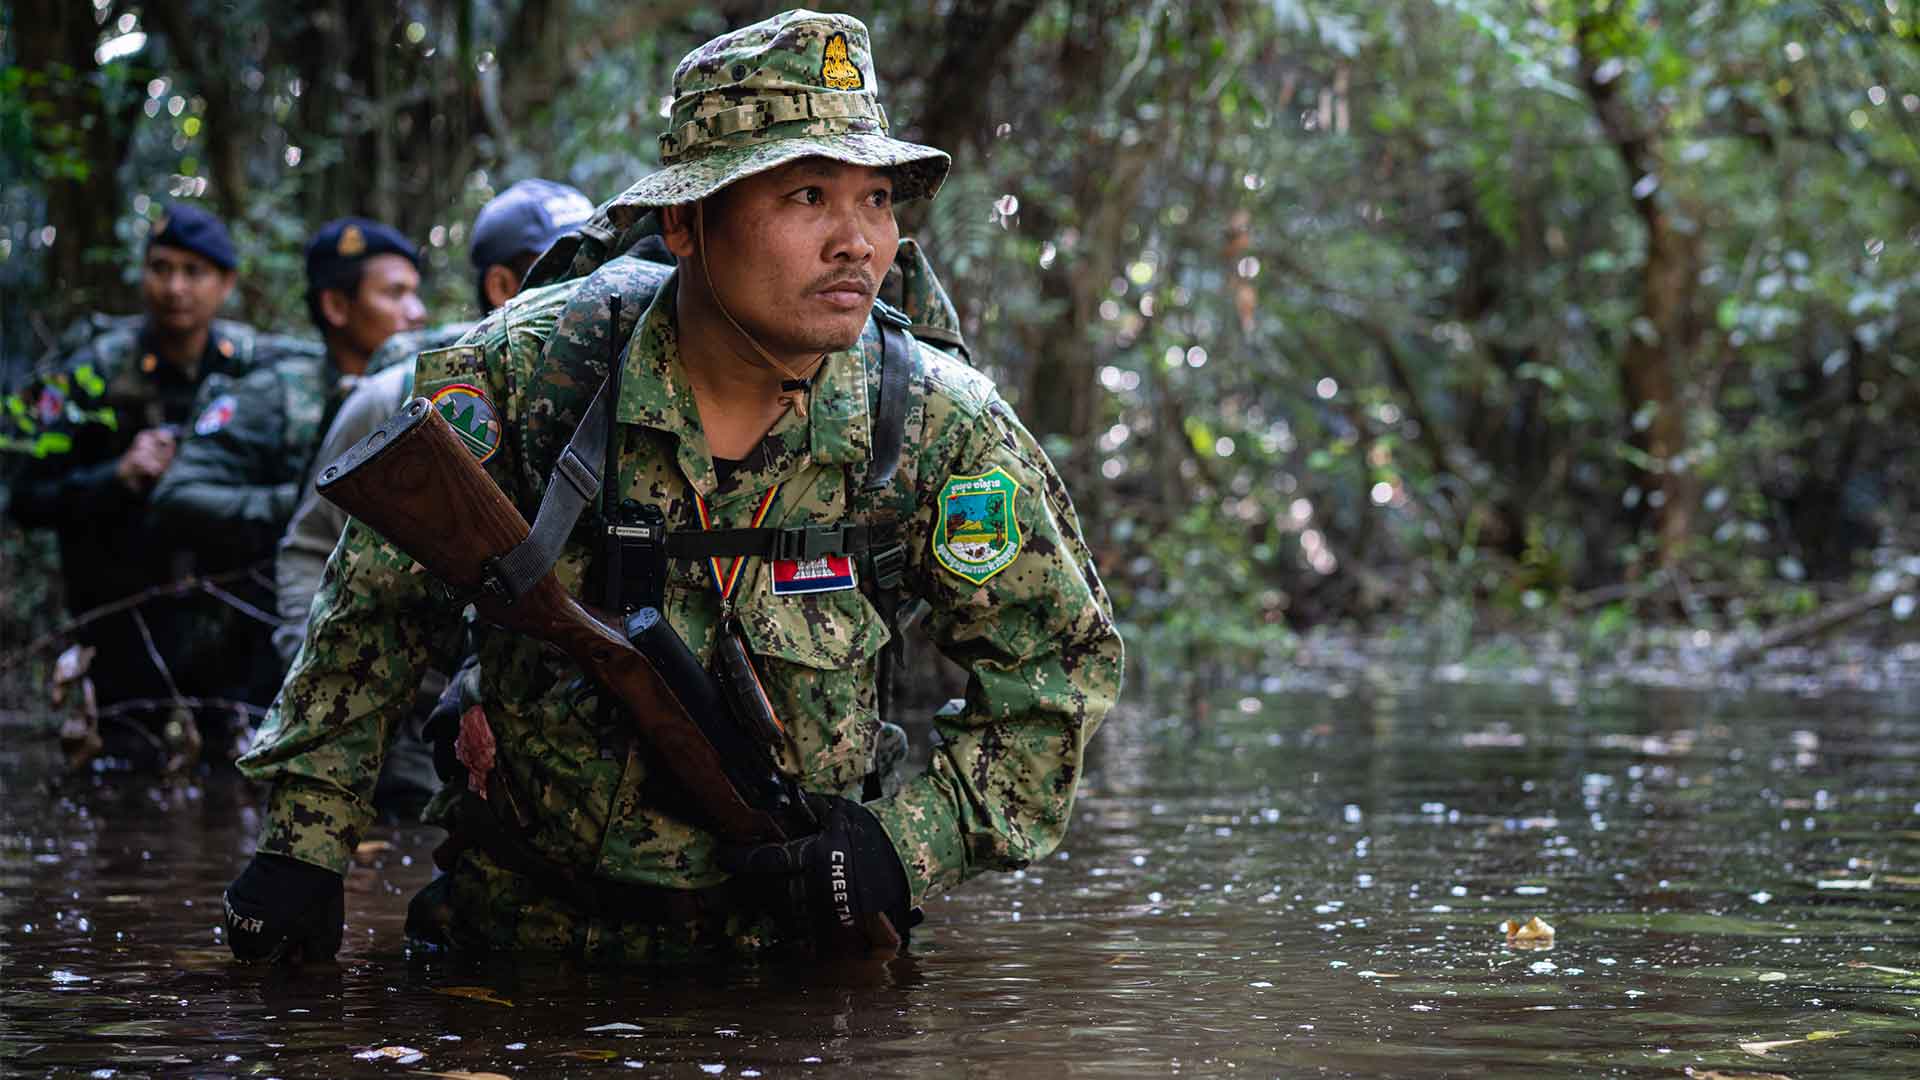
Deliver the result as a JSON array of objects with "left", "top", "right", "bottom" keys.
[
  {"left": 607, "top": 9, "right": 948, "bottom": 210},
  {"left": 149, "top": 347, "right": 335, "bottom": 548},
  {"left": 271, "top": 324, "right": 475, "bottom": 664},
  {"left": 241, "top": 253, "right": 1123, "bottom": 960},
  {"left": 150, "top": 323, "right": 470, "bottom": 546},
  {"left": 365, "top": 322, "right": 475, "bottom": 380}
]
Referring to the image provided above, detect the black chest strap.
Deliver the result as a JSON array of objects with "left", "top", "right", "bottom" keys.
[
  {"left": 664, "top": 521, "right": 895, "bottom": 562},
  {"left": 482, "top": 313, "right": 917, "bottom": 604}
]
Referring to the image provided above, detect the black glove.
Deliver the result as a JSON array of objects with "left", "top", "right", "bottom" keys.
[
  {"left": 223, "top": 852, "right": 345, "bottom": 964},
  {"left": 718, "top": 794, "right": 919, "bottom": 956}
]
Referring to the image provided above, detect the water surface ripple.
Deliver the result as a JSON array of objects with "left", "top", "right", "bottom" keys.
[{"left": 3, "top": 681, "right": 1918, "bottom": 1077}]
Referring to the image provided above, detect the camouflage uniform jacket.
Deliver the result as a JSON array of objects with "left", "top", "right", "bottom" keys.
[
  {"left": 146, "top": 344, "right": 341, "bottom": 565},
  {"left": 10, "top": 318, "right": 314, "bottom": 617},
  {"left": 241, "top": 257, "right": 1123, "bottom": 913}
]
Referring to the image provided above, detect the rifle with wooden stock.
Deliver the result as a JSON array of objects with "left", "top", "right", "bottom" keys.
[{"left": 314, "top": 395, "right": 816, "bottom": 846}]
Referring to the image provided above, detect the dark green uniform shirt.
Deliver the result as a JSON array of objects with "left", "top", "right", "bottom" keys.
[{"left": 9, "top": 318, "right": 320, "bottom": 707}]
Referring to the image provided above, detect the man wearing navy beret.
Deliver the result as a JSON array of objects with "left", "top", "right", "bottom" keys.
[
  {"left": 10, "top": 203, "right": 324, "bottom": 770},
  {"left": 266, "top": 180, "right": 603, "bottom": 818},
  {"left": 150, "top": 216, "right": 427, "bottom": 718},
  {"left": 301, "top": 217, "right": 429, "bottom": 378}
]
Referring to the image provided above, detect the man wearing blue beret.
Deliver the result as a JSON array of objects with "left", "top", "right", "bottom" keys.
[
  {"left": 10, "top": 202, "right": 324, "bottom": 770},
  {"left": 275, "top": 180, "right": 600, "bottom": 667},
  {"left": 149, "top": 217, "right": 427, "bottom": 720},
  {"left": 266, "top": 182, "right": 603, "bottom": 818}
]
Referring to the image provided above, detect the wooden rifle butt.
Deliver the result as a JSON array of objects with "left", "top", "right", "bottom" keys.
[{"left": 316, "top": 398, "right": 789, "bottom": 844}]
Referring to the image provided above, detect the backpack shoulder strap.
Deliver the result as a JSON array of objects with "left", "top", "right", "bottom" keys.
[{"left": 478, "top": 259, "right": 667, "bottom": 601}]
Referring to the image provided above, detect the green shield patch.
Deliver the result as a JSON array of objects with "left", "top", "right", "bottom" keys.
[{"left": 934, "top": 466, "right": 1022, "bottom": 584}]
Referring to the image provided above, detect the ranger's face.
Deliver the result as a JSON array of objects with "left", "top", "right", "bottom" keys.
[
  {"left": 328, "top": 253, "right": 426, "bottom": 360},
  {"left": 142, "top": 246, "right": 234, "bottom": 338},
  {"left": 684, "top": 157, "right": 899, "bottom": 367}
]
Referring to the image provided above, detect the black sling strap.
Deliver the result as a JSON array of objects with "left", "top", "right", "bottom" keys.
[{"left": 482, "top": 371, "right": 615, "bottom": 601}]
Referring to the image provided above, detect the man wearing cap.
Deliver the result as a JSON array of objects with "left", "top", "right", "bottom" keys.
[
  {"left": 11, "top": 203, "right": 322, "bottom": 765},
  {"left": 148, "top": 217, "right": 426, "bottom": 714},
  {"left": 263, "top": 181, "right": 600, "bottom": 819},
  {"left": 223, "top": 11, "right": 1121, "bottom": 967},
  {"left": 271, "top": 180, "right": 598, "bottom": 668}
]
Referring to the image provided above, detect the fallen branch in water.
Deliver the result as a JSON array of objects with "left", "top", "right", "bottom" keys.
[
  {"left": 0, "top": 562, "right": 279, "bottom": 673},
  {"left": 93, "top": 695, "right": 269, "bottom": 722},
  {"left": 1724, "top": 577, "right": 1916, "bottom": 670}
]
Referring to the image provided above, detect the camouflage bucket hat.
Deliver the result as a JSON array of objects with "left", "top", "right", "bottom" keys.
[{"left": 610, "top": 9, "right": 950, "bottom": 211}]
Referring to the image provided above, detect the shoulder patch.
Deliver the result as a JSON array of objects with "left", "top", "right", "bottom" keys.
[
  {"left": 430, "top": 383, "right": 502, "bottom": 463},
  {"left": 934, "top": 466, "right": 1022, "bottom": 585},
  {"left": 194, "top": 393, "right": 237, "bottom": 436}
]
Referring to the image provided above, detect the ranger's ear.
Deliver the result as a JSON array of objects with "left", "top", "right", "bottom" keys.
[
  {"left": 318, "top": 288, "right": 353, "bottom": 332},
  {"left": 659, "top": 203, "right": 700, "bottom": 261}
]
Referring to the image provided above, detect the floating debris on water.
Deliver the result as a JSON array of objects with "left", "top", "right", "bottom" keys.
[
  {"left": 1816, "top": 877, "right": 1874, "bottom": 890},
  {"left": 434, "top": 986, "right": 513, "bottom": 1007},
  {"left": 354, "top": 1046, "right": 424, "bottom": 1064},
  {"left": 1739, "top": 1029, "right": 1850, "bottom": 1056},
  {"left": 1500, "top": 916, "right": 1556, "bottom": 949}
]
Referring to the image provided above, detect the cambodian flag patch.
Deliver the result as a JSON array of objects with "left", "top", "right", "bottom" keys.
[
  {"left": 771, "top": 554, "right": 858, "bottom": 595},
  {"left": 194, "top": 393, "right": 237, "bottom": 436}
]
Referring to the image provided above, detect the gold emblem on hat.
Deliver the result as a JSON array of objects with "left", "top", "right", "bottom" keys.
[
  {"left": 141, "top": 353, "right": 158, "bottom": 373},
  {"left": 338, "top": 224, "right": 366, "bottom": 256},
  {"left": 217, "top": 338, "right": 236, "bottom": 358},
  {"left": 821, "top": 33, "right": 863, "bottom": 90}
]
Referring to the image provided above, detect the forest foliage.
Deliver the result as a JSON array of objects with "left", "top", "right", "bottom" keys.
[{"left": 3, "top": 0, "right": 1918, "bottom": 684}]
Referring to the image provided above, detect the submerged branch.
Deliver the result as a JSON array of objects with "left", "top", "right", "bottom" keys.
[
  {"left": 0, "top": 562, "right": 279, "bottom": 673},
  {"left": 1724, "top": 577, "right": 1916, "bottom": 669}
]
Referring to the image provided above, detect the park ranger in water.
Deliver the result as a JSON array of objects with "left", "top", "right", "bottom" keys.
[{"left": 222, "top": 8, "right": 1122, "bottom": 965}]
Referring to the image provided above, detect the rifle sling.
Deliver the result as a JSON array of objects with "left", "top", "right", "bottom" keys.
[{"left": 485, "top": 372, "right": 615, "bottom": 602}]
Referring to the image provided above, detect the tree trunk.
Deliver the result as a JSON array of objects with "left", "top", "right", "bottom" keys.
[
  {"left": 16, "top": 0, "right": 139, "bottom": 320},
  {"left": 1577, "top": 13, "right": 1702, "bottom": 571},
  {"left": 143, "top": 0, "right": 251, "bottom": 221}
]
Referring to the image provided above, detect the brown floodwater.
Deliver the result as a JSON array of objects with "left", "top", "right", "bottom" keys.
[{"left": 3, "top": 676, "right": 1919, "bottom": 1078}]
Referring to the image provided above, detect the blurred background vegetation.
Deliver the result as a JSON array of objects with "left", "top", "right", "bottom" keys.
[{"left": 3, "top": 0, "right": 1918, "bottom": 701}]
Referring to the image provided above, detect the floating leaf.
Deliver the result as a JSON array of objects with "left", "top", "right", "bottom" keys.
[
  {"left": 584, "top": 1022, "right": 645, "bottom": 1033},
  {"left": 434, "top": 986, "right": 514, "bottom": 1007},
  {"left": 1846, "top": 961, "right": 1916, "bottom": 977},
  {"left": 1739, "top": 1029, "right": 1850, "bottom": 1056},
  {"left": 354, "top": 1046, "right": 424, "bottom": 1064},
  {"left": 419, "top": 1073, "right": 513, "bottom": 1080},
  {"left": 556, "top": 1049, "right": 620, "bottom": 1061},
  {"left": 1499, "top": 915, "right": 1555, "bottom": 949}
]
